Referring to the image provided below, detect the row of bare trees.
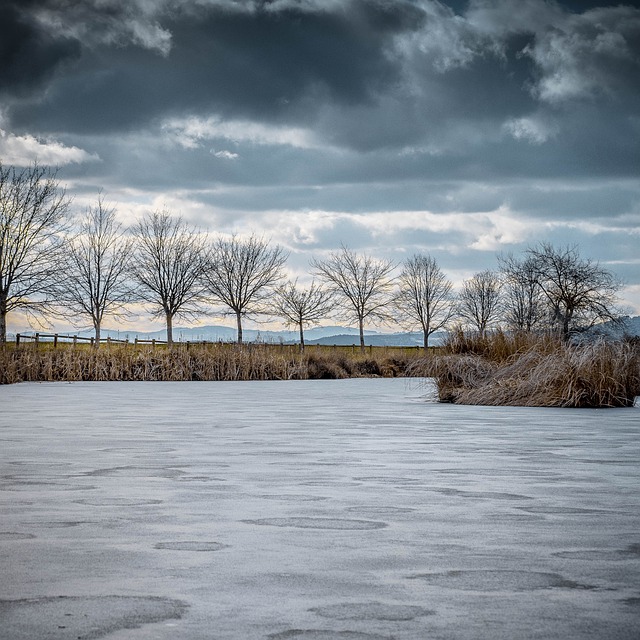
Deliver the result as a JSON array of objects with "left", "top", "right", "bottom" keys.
[
  {"left": 447, "top": 247, "right": 622, "bottom": 343},
  {"left": 0, "top": 163, "right": 623, "bottom": 348},
  {"left": 57, "top": 205, "right": 288, "bottom": 346}
]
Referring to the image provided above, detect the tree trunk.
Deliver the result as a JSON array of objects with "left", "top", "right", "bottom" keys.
[
  {"left": 299, "top": 322, "right": 305, "bottom": 353},
  {"left": 423, "top": 321, "right": 430, "bottom": 351},
  {"left": 562, "top": 315, "right": 570, "bottom": 341},
  {"left": 94, "top": 320, "right": 101, "bottom": 349},
  {"left": 0, "top": 307, "right": 6, "bottom": 344},
  {"left": 359, "top": 317, "right": 365, "bottom": 352},
  {"left": 166, "top": 312, "right": 173, "bottom": 345},
  {"left": 236, "top": 311, "right": 243, "bottom": 344}
]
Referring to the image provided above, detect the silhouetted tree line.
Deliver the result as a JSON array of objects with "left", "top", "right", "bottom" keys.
[{"left": 0, "top": 163, "right": 623, "bottom": 349}]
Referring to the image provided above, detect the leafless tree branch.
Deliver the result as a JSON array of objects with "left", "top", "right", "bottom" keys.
[
  {"left": 526, "top": 243, "right": 622, "bottom": 339},
  {"left": 273, "top": 279, "right": 335, "bottom": 351},
  {"left": 312, "top": 245, "right": 396, "bottom": 351},
  {"left": 204, "top": 234, "right": 288, "bottom": 344},
  {"left": 131, "top": 209, "right": 207, "bottom": 344},
  {"left": 498, "top": 253, "right": 548, "bottom": 332},
  {"left": 0, "top": 162, "right": 71, "bottom": 342},
  {"left": 457, "top": 269, "right": 502, "bottom": 337},
  {"left": 395, "top": 254, "right": 455, "bottom": 349},
  {"left": 56, "top": 195, "right": 135, "bottom": 346}
]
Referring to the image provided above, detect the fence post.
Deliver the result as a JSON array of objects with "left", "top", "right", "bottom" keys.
[
  {"left": 35, "top": 333, "right": 40, "bottom": 346},
  {"left": 152, "top": 339, "right": 156, "bottom": 349},
  {"left": 53, "top": 334, "right": 58, "bottom": 348},
  {"left": 16, "top": 333, "right": 20, "bottom": 346},
  {"left": 73, "top": 335, "right": 77, "bottom": 346},
  {"left": 135, "top": 337, "right": 138, "bottom": 346},
  {"left": 90, "top": 337, "right": 94, "bottom": 347}
]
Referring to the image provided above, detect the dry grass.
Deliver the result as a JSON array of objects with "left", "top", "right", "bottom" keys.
[
  {"left": 442, "top": 327, "right": 558, "bottom": 361},
  {"left": 0, "top": 343, "right": 418, "bottom": 384},
  {"left": 411, "top": 331, "right": 640, "bottom": 408}
]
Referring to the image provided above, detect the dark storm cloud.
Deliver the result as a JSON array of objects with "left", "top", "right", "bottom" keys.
[
  {"left": 5, "top": 0, "right": 640, "bottom": 177},
  {"left": 0, "top": 1, "right": 80, "bottom": 96},
  {"left": 9, "top": 0, "right": 425, "bottom": 134},
  {"left": 165, "top": 0, "right": 419, "bottom": 118}
]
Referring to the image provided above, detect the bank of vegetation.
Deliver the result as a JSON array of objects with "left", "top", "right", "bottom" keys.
[
  {"left": 0, "top": 343, "right": 417, "bottom": 385},
  {"left": 3, "top": 335, "right": 638, "bottom": 410},
  {"left": 412, "top": 330, "right": 640, "bottom": 408}
]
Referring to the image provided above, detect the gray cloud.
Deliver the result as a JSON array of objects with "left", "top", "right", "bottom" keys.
[
  {"left": 0, "top": 1, "right": 81, "bottom": 97},
  {"left": 2, "top": 0, "right": 640, "bottom": 319},
  {"left": 9, "top": 0, "right": 420, "bottom": 134},
  {"left": 6, "top": 0, "right": 640, "bottom": 166}
]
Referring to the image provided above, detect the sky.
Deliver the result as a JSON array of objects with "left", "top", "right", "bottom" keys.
[{"left": 1, "top": 0, "right": 639, "bottom": 332}]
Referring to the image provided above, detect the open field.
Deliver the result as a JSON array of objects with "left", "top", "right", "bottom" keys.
[{"left": 1, "top": 378, "right": 639, "bottom": 639}]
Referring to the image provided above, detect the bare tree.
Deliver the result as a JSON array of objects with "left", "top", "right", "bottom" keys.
[
  {"left": 457, "top": 269, "right": 502, "bottom": 336},
  {"left": 273, "top": 279, "right": 334, "bottom": 351},
  {"left": 57, "top": 196, "right": 135, "bottom": 347},
  {"left": 526, "top": 243, "right": 621, "bottom": 339},
  {"left": 312, "top": 245, "right": 396, "bottom": 351},
  {"left": 131, "top": 210, "right": 207, "bottom": 344},
  {"left": 0, "top": 162, "right": 71, "bottom": 343},
  {"left": 204, "top": 234, "right": 288, "bottom": 344},
  {"left": 395, "top": 254, "right": 455, "bottom": 349},
  {"left": 498, "top": 253, "right": 547, "bottom": 332}
]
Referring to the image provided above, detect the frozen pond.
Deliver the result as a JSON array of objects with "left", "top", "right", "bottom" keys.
[{"left": 1, "top": 378, "right": 639, "bottom": 639}]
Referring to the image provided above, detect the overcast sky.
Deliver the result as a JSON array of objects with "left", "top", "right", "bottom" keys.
[{"left": 2, "top": 0, "right": 639, "bottom": 331}]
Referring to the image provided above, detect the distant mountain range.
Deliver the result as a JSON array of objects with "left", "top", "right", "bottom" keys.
[
  {"left": 13, "top": 323, "right": 444, "bottom": 346},
  {"left": 91, "top": 324, "right": 445, "bottom": 346},
  {"left": 302, "top": 332, "right": 440, "bottom": 347},
  {"left": 11, "top": 316, "right": 639, "bottom": 346},
  {"left": 94, "top": 324, "right": 380, "bottom": 344}
]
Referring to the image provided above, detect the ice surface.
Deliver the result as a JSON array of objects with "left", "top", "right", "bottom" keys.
[{"left": 1, "top": 378, "right": 639, "bottom": 639}]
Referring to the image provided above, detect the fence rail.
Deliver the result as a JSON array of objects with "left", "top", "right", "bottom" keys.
[
  {"left": 13, "top": 333, "right": 198, "bottom": 347},
  {"left": 10, "top": 333, "right": 426, "bottom": 353},
  {"left": 14, "top": 333, "right": 126, "bottom": 347}
]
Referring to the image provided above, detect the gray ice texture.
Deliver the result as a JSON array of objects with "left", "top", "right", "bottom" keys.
[{"left": 1, "top": 378, "right": 639, "bottom": 639}]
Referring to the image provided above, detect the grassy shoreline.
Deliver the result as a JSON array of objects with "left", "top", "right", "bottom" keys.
[
  {"left": 411, "top": 330, "right": 640, "bottom": 408},
  {"left": 3, "top": 336, "right": 638, "bottom": 410},
  {"left": 0, "top": 343, "right": 420, "bottom": 384}
]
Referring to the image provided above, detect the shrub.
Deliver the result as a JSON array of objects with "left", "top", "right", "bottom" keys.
[
  {"left": 304, "top": 352, "right": 349, "bottom": 379},
  {"left": 413, "top": 332, "right": 640, "bottom": 408},
  {"left": 354, "top": 358, "right": 382, "bottom": 376}
]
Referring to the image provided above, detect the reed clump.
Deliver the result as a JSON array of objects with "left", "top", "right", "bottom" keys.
[
  {"left": 442, "top": 327, "right": 558, "bottom": 361},
  {"left": 412, "top": 331, "right": 640, "bottom": 408},
  {"left": 0, "top": 343, "right": 417, "bottom": 384}
]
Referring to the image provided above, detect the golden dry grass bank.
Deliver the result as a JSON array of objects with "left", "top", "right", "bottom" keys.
[
  {"left": 412, "top": 330, "right": 640, "bottom": 408},
  {"left": 0, "top": 343, "right": 419, "bottom": 384}
]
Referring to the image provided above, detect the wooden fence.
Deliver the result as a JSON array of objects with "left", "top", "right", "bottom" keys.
[
  {"left": 14, "top": 333, "right": 186, "bottom": 347},
  {"left": 15, "top": 333, "right": 120, "bottom": 347},
  {"left": 11, "top": 333, "right": 426, "bottom": 354}
]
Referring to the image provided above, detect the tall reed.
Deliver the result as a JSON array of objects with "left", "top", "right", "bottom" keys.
[
  {"left": 412, "top": 331, "right": 640, "bottom": 407},
  {"left": 0, "top": 343, "right": 417, "bottom": 384}
]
